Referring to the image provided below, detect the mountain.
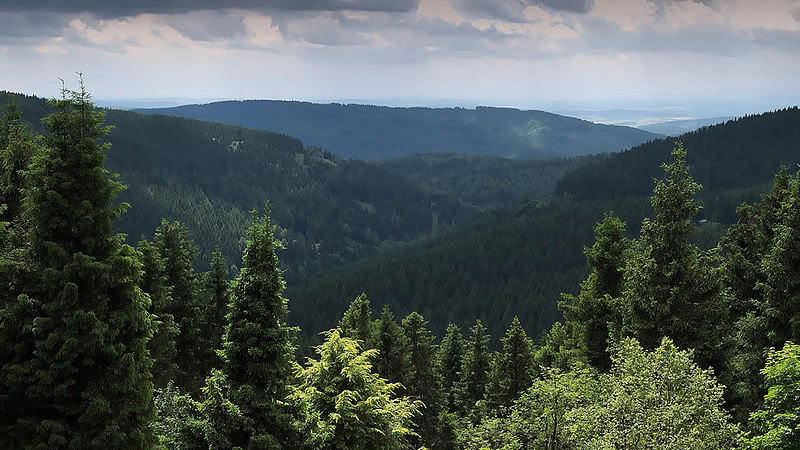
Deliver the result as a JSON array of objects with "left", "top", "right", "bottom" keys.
[
  {"left": 137, "top": 100, "right": 657, "bottom": 160},
  {"left": 638, "top": 116, "right": 734, "bottom": 136},
  {"left": 288, "top": 108, "right": 800, "bottom": 342},
  {"left": 1, "top": 92, "right": 476, "bottom": 278}
]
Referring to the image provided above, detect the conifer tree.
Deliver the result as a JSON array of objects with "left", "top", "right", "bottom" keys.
[
  {"left": 339, "top": 292, "right": 373, "bottom": 346},
  {"left": 560, "top": 213, "right": 628, "bottom": 371},
  {"left": 487, "top": 317, "right": 533, "bottom": 413},
  {"left": 438, "top": 323, "right": 465, "bottom": 413},
  {"left": 622, "top": 142, "right": 730, "bottom": 370},
  {"left": 203, "top": 248, "right": 229, "bottom": 354},
  {"left": 221, "top": 204, "right": 298, "bottom": 448},
  {"left": 401, "top": 312, "right": 444, "bottom": 448},
  {"left": 456, "top": 320, "right": 491, "bottom": 416},
  {"left": 0, "top": 81, "right": 155, "bottom": 448},
  {"left": 0, "top": 100, "right": 36, "bottom": 223},
  {"left": 372, "top": 304, "right": 408, "bottom": 385}
]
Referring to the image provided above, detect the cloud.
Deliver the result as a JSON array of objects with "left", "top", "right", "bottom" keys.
[
  {"left": 452, "top": 0, "right": 594, "bottom": 22},
  {"left": 0, "top": 0, "right": 420, "bottom": 17},
  {"left": 0, "top": 11, "right": 71, "bottom": 37}
]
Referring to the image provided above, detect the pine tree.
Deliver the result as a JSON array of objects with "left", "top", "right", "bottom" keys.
[
  {"left": 372, "top": 304, "right": 408, "bottom": 385},
  {"left": 622, "top": 142, "right": 730, "bottom": 370},
  {"left": 560, "top": 213, "right": 628, "bottom": 371},
  {"left": 456, "top": 320, "right": 491, "bottom": 416},
  {"left": 401, "top": 312, "right": 444, "bottom": 448},
  {"left": 487, "top": 317, "right": 533, "bottom": 413},
  {"left": 437, "top": 323, "right": 464, "bottom": 413},
  {"left": 339, "top": 293, "right": 372, "bottom": 346},
  {"left": 203, "top": 248, "right": 229, "bottom": 355},
  {"left": 0, "top": 100, "right": 36, "bottom": 223},
  {"left": 221, "top": 204, "right": 298, "bottom": 448},
  {"left": 0, "top": 82, "right": 155, "bottom": 448}
]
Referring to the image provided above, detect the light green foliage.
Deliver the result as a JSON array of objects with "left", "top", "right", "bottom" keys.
[
  {"left": 560, "top": 213, "right": 628, "bottom": 371},
  {"left": 371, "top": 305, "right": 408, "bottom": 385},
  {"left": 0, "top": 82, "right": 156, "bottom": 448},
  {"left": 438, "top": 323, "right": 465, "bottom": 413},
  {"left": 152, "top": 382, "right": 207, "bottom": 450},
  {"left": 747, "top": 342, "right": 800, "bottom": 450},
  {"left": 487, "top": 317, "right": 534, "bottom": 413},
  {"left": 457, "top": 320, "right": 491, "bottom": 417},
  {"left": 221, "top": 204, "right": 298, "bottom": 448},
  {"left": 622, "top": 142, "right": 730, "bottom": 370},
  {"left": 291, "top": 329, "right": 421, "bottom": 450},
  {"left": 339, "top": 293, "right": 372, "bottom": 346},
  {"left": 198, "top": 370, "right": 250, "bottom": 450},
  {"left": 533, "top": 321, "right": 586, "bottom": 373}
]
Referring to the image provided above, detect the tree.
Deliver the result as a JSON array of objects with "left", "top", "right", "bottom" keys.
[
  {"left": 560, "top": 213, "right": 628, "bottom": 371},
  {"left": 487, "top": 317, "right": 533, "bottom": 413},
  {"left": 0, "top": 100, "right": 36, "bottom": 224},
  {"left": 371, "top": 304, "right": 407, "bottom": 385},
  {"left": 438, "top": 323, "right": 465, "bottom": 413},
  {"left": 339, "top": 293, "right": 372, "bottom": 346},
  {"left": 747, "top": 342, "right": 800, "bottom": 450},
  {"left": 622, "top": 142, "right": 730, "bottom": 370},
  {"left": 203, "top": 248, "right": 229, "bottom": 355},
  {"left": 220, "top": 204, "right": 298, "bottom": 448},
  {"left": 456, "top": 320, "right": 491, "bottom": 417},
  {"left": 0, "top": 82, "right": 156, "bottom": 448},
  {"left": 291, "top": 329, "right": 421, "bottom": 450}
]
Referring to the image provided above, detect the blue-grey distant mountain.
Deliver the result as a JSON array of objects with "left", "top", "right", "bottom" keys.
[
  {"left": 137, "top": 100, "right": 657, "bottom": 160},
  {"left": 638, "top": 116, "right": 734, "bottom": 136}
]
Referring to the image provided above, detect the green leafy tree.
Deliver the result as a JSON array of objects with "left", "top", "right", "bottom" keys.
[
  {"left": 487, "top": 317, "right": 534, "bottom": 414},
  {"left": 291, "top": 329, "right": 421, "bottom": 450},
  {"left": 437, "top": 323, "right": 465, "bottom": 413},
  {"left": 0, "top": 82, "right": 156, "bottom": 448},
  {"left": 456, "top": 320, "right": 491, "bottom": 417},
  {"left": 560, "top": 213, "right": 628, "bottom": 371},
  {"left": 339, "top": 293, "right": 372, "bottom": 346},
  {"left": 747, "top": 341, "right": 800, "bottom": 450},
  {"left": 220, "top": 205, "right": 298, "bottom": 449},
  {"left": 532, "top": 321, "right": 585, "bottom": 373},
  {"left": 622, "top": 142, "right": 730, "bottom": 370},
  {"left": 372, "top": 304, "right": 407, "bottom": 385}
]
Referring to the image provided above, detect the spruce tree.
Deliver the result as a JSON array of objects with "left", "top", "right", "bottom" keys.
[
  {"left": 0, "top": 82, "right": 155, "bottom": 448},
  {"left": 560, "top": 213, "right": 629, "bottom": 371},
  {"left": 221, "top": 204, "right": 298, "bottom": 448},
  {"left": 456, "top": 320, "right": 491, "bottom": 416},
  {"left": 0, "top": 100, "right": 36, "bottom": 223},
  {"left": 401, "top": 312, "right": 444, "bottom": 448},
  {"left": 203, "top": 248, "right": 229, "bottom": 355},
  {"left": 487, "top": 317, "right": 533, "bottom": 413},
  {"left": 437, "top": 323, "right": 464, "bottom": 413},
  {"left": 372, "top": 304, "right": 408, "bottom": 385},
  {"left": 339, "top": 293, "right": 373, "bottom": 346}
]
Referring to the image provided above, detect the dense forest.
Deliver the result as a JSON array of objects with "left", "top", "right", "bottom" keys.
[
  {"left": 0, "top": 91, "right": 475, "bottom": 279},
  {"left": 140, "top": 100, "right": 657, "bottom": 160},
  {"left": 2, "top": 87, "right": 800, "bottom": 449}
]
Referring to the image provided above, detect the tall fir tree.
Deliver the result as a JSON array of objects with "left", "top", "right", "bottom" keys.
[
  {"left": 622, "top": 142, "right": 730, "bottom": 370},
  {"left": 339, "top": 293, "right": 373, "bottom": 347},
  {"left": 438, "top": 323, "right": 465, "bottom": 413},
  {"left": 486, "top": 317, "right": 533, "bottom": 413},
  {"left": 0, "top": 100, "right": 36, "bottom": 224},
  {"left": 203, "top": 248, "right": 229, "bottom": 356},
  {"left": 221, "top": 204, "right": 298, "bottom": 448},
  {"left": 372, "top": 304, "right": 408, "bottom": 385},
  {"left": 0, "top": 82, "right": 156, "bottom": 448},
  {"left": 456, "top": 320, "right": 491, "bottom": 417}
]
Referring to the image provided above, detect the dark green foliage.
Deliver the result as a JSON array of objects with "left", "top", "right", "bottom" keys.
[
  {"left": 437, "top": 323, "right": 465, "bottom": 413},
  {"left": 560, "top": 213, "right": 629, "bottom": 371},
  {"left": 291, "top": 329, "right": 421, "bottom": 450},
  {"left": 622, "top": 143, "right": 730, "bottom": 370},
  {"left": 141, "top": 100, "right": 655, "bottom": 160},
  {"left": 487, "top": 317, "right": 534, "bottom": 413},
  {"left": 747, "top": 342, "right": 800, "bottom": 450},
  {"left": 372, "top": 305, "right": 408, "bottom": 385},
  {"left": 457, "top": 320, "right": 491, "bottom": 417},
  {"left": 221, "top": 205, "right": 298, "bottom": 448},
  {"left": 0, "top": 100, "right": 36, "bottom": 223},
  {"left": 339, "top": 293, "right": 372, "bottom": 346},
  {"left": 0, "top": 84, "right": 155, "bottom": 448},
  {"left": 203, "top": 249, "right": 229, "bottom": 355},
  {"left": 152, "top": 382, "right": 207, "bottom": 450}
]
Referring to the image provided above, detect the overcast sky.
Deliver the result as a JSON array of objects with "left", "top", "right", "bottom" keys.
[{"left": 1, "top": 0, "right": 799, "bottom": 112}]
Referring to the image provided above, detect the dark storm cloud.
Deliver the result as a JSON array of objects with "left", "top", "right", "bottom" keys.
[
  {"left": 0, "top": 11, "right": 71, "bottom": 37},
  {"left": 0, "top": 0, "right": 420, "bottom": 18},
  {"left": 453, "top": 0, "right": 594, "bottom": 22}
]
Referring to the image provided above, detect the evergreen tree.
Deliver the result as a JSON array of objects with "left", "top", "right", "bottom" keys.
[
  {"left": 203, "top": 248, "right": 229, "bottom": 355},
  {"left": 622, "top": 142, "right": 730, "bottom": 369},
  {"left": 487, "top": 317, "right": 533, "bottom": 413},
  {"left": 0, "top": 100, "right": 36, "bottom": 223},
  {"left": 291, "top": 329, "right": 421, "bottom": 450},
  {"left": 339, "top": 293, "right": 372, "bottom": 346},
  {"left": 560, "top": 213, "right": 628, "bottom": 371},
  {"left": 0, "top": 82, "right": 155, "bottom": 448},
  {"left": 138, "top": 237, "right": 179, "bottom": 387},
  {"left": 372, "top": 304, "right": 407, "bottom": 385},
  {"left": 438, "top": 323, "right": 465, "bottom": 413},
  {"left": 456, "top": 320, "right": 491, "bottom": 417},
  {"left": 401, "top": 312, "right": 444, "bottom": 448},
  {"left": 221, "top": 204, "right": 298, "bottom": 448}
]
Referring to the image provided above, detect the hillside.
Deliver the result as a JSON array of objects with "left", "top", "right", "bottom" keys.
[
  {"left": 288, "top": 108, "right": 798, "bottom": 341},
  {"left": 138, "top": 100, "right": 657, "bottom": 160},
  {"left": 1, "top": 92, "right": 476, "bottom": 278}
]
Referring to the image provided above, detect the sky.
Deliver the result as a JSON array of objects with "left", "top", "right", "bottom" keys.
[{"left": 1, "top": 0, "right": 799, "bottom": 113}]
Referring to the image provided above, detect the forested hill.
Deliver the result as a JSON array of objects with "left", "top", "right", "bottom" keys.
[
  {"left": 1, "top": 91, "right": 475, "bottom": 277},
  {"left": 557, "top": 107, "right": 800, "bottom": 202},
  {"left": 289, "top": 108, "right": 799, "bottom": 343},
  {"left": 138, "top": 100, "right": 657, "bottom": 160}
]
